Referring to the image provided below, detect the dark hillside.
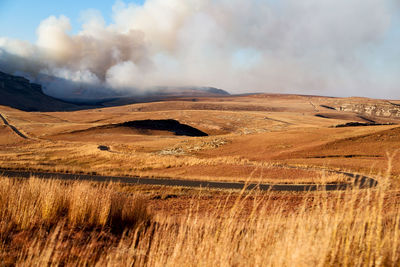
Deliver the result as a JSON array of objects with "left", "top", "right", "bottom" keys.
[{"left": 0, "top": 71, "right": 80, "bottom": 111}]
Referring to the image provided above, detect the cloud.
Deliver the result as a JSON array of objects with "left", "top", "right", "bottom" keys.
[{"left": 0, "top": 0, "right": 398, "bottom": 99}]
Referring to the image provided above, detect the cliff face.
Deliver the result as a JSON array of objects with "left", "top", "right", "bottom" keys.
[
  {"left": 0, "top": 71, "right": 42, "bottom": 92},
  {"left": 0, "top": 71, "right": 78, "bottom": 111},
  {"left": 339, "top": 103, "right": 400, "bottom": 118}
]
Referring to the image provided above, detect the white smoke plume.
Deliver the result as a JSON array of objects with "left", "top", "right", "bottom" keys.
[{"left": 0, "top": 0, "right": 398, "bottom": 99}]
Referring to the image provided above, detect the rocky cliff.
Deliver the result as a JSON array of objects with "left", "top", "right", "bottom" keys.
[
  {"left": 339, "top": 102, "right": 400, "bottom": 118},
  {"left": 0, "top": 71, "right": 79, "bottom": 111}
]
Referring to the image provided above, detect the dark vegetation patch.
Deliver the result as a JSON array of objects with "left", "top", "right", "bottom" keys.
[
  {"left": 333, "top": 122, "right": 396, "bottom": 128},
  {"left": 116, "top": 119, "right": 208, "bottom": 137},
  {"left": 66, "top": 119, "right": 208, "bottom": 137},
  {"left": 314, "top": 113, "right": 368, "bottom": 121},
  {"left": 320, "top": 105, "right": 336, "bottom": 110},
  {"left": 315, "top": 114, "right": 330, "bottom": 118},
  {"left": 307, "top": 155, "right": 381, "bottom": 159}
]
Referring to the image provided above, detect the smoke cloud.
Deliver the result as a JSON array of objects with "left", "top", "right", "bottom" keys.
[{"left": 0, "top": 0, "right": 398, "bottom": 99}]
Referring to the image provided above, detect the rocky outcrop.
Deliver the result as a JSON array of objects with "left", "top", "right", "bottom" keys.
[{"left": 339, "top": 103, "right": 400, "bottom": 118}]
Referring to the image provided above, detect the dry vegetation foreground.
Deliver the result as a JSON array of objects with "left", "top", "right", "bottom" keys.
[{"left": 0, "top": 176, "right": 400, "bottom": 266}]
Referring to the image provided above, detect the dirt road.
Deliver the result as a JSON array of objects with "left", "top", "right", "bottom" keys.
[{"left": 0, "top": 168, "right": 377, "bottom": 191}]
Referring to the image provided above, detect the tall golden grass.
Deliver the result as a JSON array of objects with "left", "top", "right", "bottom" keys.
[
  {"left": 0, "top": 176, "right": 399, "bottom": 266},
  {"left": 0, "top": 177, "right": 151, "bottom": 231}
]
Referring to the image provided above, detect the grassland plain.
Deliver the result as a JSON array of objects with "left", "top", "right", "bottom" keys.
[
  {"left": 1, "top": 94, "right": 400, "bottom": 265},
  {"left": 1, "top": 94, "right": 400, "bottom": 184}
]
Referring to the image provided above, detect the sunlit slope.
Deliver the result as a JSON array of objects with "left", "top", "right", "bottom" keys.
[{"left": 1, "top": 93, "right": 400, "bottom": 182}]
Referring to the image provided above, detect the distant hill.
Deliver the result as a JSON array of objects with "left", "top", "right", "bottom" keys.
[
  {"left": 0, "top": 71, "right": 83, "bottom": 112},
  {"left": 100, "top": 86, "right": 230, "bottom": 107},
  {"left": 148, "top": 86, "right": 230, "bottom": 96},
  {"left": 0, "top": 71, "right": 230, "bottom": 111}
]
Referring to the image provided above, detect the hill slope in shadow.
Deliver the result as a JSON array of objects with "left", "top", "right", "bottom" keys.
[{"left": 0, "top": 71, "right": 84, "bottom": 112}]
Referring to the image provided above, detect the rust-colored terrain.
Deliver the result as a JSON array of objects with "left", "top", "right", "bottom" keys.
[{"left": 1, "top": 93, "right": 400, "bottom": 184}]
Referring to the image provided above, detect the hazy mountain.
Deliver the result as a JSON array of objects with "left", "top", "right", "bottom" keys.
[
  {"left": 0, "top": 71, "right": 87, "bottom": 111},
  {"left": 0, "top": 71, "right": 230, "bottom": 111}
]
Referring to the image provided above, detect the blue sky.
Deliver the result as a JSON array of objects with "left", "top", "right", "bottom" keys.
[{"left": 0, "top": 0, "right": 143, "bottom": 42}]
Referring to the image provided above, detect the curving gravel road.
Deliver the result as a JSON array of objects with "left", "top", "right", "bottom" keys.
[{"left": 0, "top": 168, "right": 378, "bottom": 191}]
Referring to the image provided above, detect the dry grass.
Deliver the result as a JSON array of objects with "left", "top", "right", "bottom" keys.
[
  {"left": 2, "top": 91, "right": 400, "bottom": 265},
  {"left": 0, "top": 141, "right": 350, "bottom": 184},
  {"left": 0, "top": 177, "right": 151, "bottom": 232},
  {"left": 0, "top": 176, "right": 399, "bottom": 266},
  {"left": 131, "top": 189, "right": 400, "bottom": 266}
]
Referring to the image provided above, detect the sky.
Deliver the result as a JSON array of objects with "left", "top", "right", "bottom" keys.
[
  {"left": 0, "top": 0, "right": 399, "bottom": 99},
  {"left": 0, "top": 0, "right": 132, "bottom": 42}
]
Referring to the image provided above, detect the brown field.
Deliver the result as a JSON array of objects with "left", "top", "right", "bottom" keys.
[
  {"left": 1, "top": 94, "right": 400, "bottom": 184},
  {"left": 1, "top": 94, "right": 400, "bottom": 265}
]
